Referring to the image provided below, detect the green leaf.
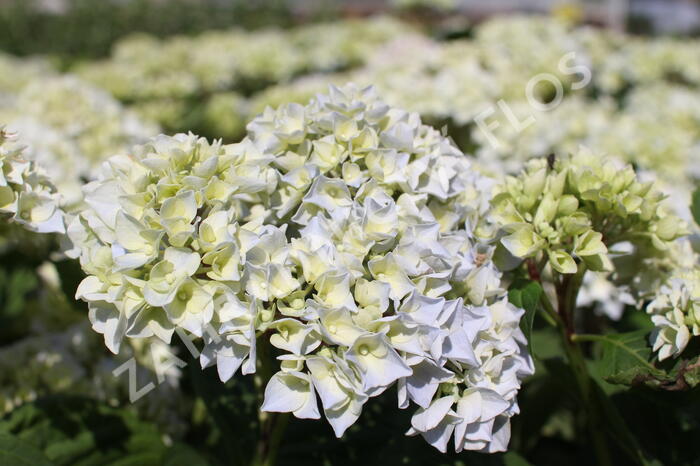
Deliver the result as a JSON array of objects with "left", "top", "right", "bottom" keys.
[
  {"left": 502, "top": 451, "right": 533, "bottom": 466},
  {"left": 586, "top": 331, "right": 666, "bottom": 386},
  {"left": 583, "top": 331, "right": 700, "bottom": 390},
  {"left": 589, "top": 379, "right": 658, "bottom": 466},
  {"left": 0, "top": 432, "right": 52, "bottom": 466},
  {"left": 691, "top": 186, "right": 700, "bottom": 227},
  {"left": 162, "top": 443, "right": 210, "bottom": 466},
  {"left": 682, "top": 359, "right": 700, "bottom": 387},
  {"left": 508, "top": 279, "right": 543, "bottom": 356},
  {"left": 0, "top": 395, "right": 168, "bottom": 466},
  {"left": 543, "top": 358, "right": 656, "bottom": 465}
]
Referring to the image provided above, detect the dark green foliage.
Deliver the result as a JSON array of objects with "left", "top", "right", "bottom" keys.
[
  {"left": 595, "top": 331, "right": 667, "bottom": 385},
  {"left": 1, "top": 287, "right": 699, "bottom": 465},
  {"left": 0, "top": 265, "right": 38, "bottom": 342},
  {"left": 0, "top": 396, "right": 209, "bottom": 465},
  {"left": 0, "top": 432, "right": 52, "bottom": 466},
  {"left": 508, "top": 279, "right": 543, "bottom": 357},
  {"left": 0, "top": 0, "right": 308, "bottom": 62},
  {"left": 584, "top": 331, "right": 700, "bottom": 390}
]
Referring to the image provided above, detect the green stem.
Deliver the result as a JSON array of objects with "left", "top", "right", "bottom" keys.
[
  {"left": 538, "top": 291, "right": 560, "bottom": 327},
  {"left": 561, "top": 333, "right": 612, "bottom": 466},
  {"left": 251, "top": 412, "right": 289, "bottom": 466},
  {"left": 251, "top": 337, "right": 289, "bottom": 466},
  {"left": 565, "top": 263, "right": 586, "bottom": 334},
  {"left": 556, "top": 262, "right": 613, "bottom": 466},
  {"left": 570, "top": 334, "right": 605, "bottom": 343}
]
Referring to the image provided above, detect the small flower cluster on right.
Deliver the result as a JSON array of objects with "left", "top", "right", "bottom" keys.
[{"left": 492, "top": 147, "right": 700, "bottom": 360}]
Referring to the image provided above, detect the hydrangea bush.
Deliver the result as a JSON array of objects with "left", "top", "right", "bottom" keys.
[{"left": 2, "top": 14, "right": 700, "bottom": 466}]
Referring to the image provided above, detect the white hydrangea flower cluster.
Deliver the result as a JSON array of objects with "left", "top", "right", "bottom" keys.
[
  {"left": 74, "top": 17, "right": 412, "bottom": 139},
  {"left": 0, "top": 75, "right": 159, "bottom": 207},
  {"left": 587, "top": 36, "right": 700, "bottom": 95},
  {"left": 247, "top": 35, "right": 504, "bottom": 132},
  {"left": 592, "top": 84, "right": 700, "bottom": 184},
  {"left": 0, "top": 128, "right": 64, "bottom": 234},
  {"left": 473, "top": 15, "right": 590, "bottom": 100},
  {"left": 471, "top": 97, "right": 615, "bottom": 175},
  {"left": 0, "top": 53, "right": 56, "bottom": 97},
  {"left": 356, "top": 38, "right": 499, "bottom": 127},
  {"left": 77, "top": 17, "right": 412, "bottom": 101},
  {"left": 244, "top": 17, "right": 700, "bottom": 198},
  {"left": 647, "top": 273, "right": 700, "bottom": 361},
  {"left": 490, "top": 148, "right": 700, "bottom": 362},
  {"left": 467, "top": 89, "right": 700, "bottom": 192},
  {"left": 69, "top": 85, "right": 532, "bottom": 453},
  {"left": 493, "top": 149, "right": 687, "bottom": 276},
  {"left": 638, "top": 237, "right": 700, "bottom": 361}
]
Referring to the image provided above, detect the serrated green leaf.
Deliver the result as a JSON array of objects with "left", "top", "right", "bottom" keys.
[
  {"left": 508, "top": 279, "right": 543, "bottom": 357},
  {"left": 0, "top": 432, "right": 52, "bottom": 466},
  {"left": 586, "top": 333, "right": 700, "bottom": 390},
  {"left": 591, "top": 331, "right": 666, "bottom": 386}
]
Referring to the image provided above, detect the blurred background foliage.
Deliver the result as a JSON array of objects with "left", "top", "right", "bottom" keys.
[
  {"left": 4, "top": 0, "right": 694, "bottom": 66},
  {"left": 0, "top": 0, "right": 307, "bottom": 61}
]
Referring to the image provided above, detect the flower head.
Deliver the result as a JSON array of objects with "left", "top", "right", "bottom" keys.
[
  {"left": 0, "top": 128, "right": 64, "bottom": 234},
  {"left": 70, "top": 84, "right": 531, "bottom": 453}
]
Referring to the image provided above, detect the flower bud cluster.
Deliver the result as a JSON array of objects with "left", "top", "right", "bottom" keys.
[
  {"left": 69, "top": 85, "right": 532, "bottom": 452},
  {"left": 0, "top": 128, "right": 64, "bottom": 234},
  {"left": 492, "top": 149, "right": 687, "bottom": 275}
]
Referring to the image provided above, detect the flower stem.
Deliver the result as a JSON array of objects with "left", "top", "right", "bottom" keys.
[
  {"left": 251, "top": 337, "right": 289, "bottom": 466},
  {"left": 556, "top": 263, "right": 613, "bottom": 466},
  {"left": 561, "top": 332, "right": 612, "bottom": 466},
  {"left": 538, "top": 291, "right": 561, "bottom": 327},
  {"left": 251, "top": 411, "right": 289, "bottom": 466}
]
